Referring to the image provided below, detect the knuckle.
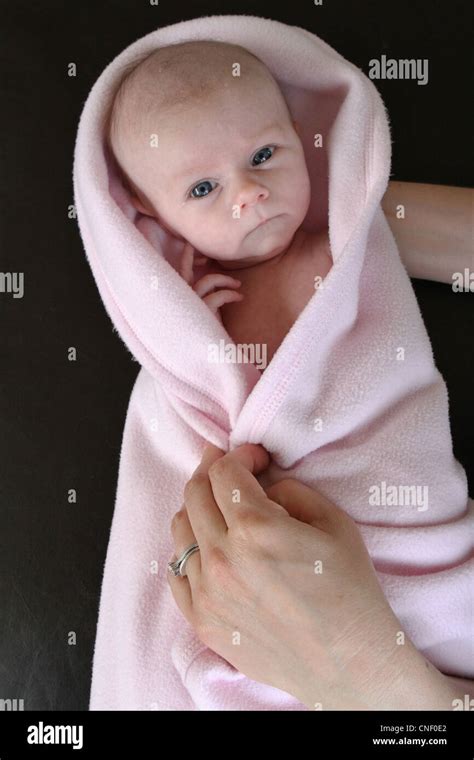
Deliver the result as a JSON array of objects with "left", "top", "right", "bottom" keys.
[
  {"left": 200, "top": 274, "right": 217, "bottom": 288},
  {"left": 170, "top": 508, "right": 185, "bottom": 531},
  {"left": 234, "top": 509, "right": 267, "bottom": 540},
  {"left": 208, "top": 458, "right": 227, "bottom": 479},
  {"left": 206, "top": 545, "right": 230, "bottom": 577},
  {"left": 183, "top": 473, "right": 207, "bottom": 502}
]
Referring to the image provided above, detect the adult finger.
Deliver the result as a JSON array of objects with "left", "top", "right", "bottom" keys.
[
  {"left": 169, "top": 506, "right": 202, "bottom": 582},
  {"left": 167, "top": 507, "right": 201, "bottom": 622},
  {"left": 183, "top": 444, "right": 229, "bottom": 547},
  {"left": 265, "top": 478, "right": 343, "bottom": 534},
  {"left": 204, "top": 443, "right": 273, "bottom": 526}
]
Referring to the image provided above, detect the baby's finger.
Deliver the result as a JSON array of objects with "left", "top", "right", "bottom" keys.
[
  {"left": 194, "top": 274, "right": 241, "bottom": 298},
  {"left": 179, "top": 242, "right": 195, "bottom": 284},
  {"left": 203, "top": 290, "right": 244, "bottom": 313}
]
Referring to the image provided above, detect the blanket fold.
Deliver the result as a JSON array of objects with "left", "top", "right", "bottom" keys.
[{"left": 73, "top": 14, "right": 473, "bottom": 710}]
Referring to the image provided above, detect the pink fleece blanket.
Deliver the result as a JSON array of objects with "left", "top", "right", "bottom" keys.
[{"left": 73, "top": 15, "right": 473, "bottom": 710}]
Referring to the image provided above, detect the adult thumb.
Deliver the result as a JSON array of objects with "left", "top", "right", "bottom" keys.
[{"left": 265, "top": 478, "right": 342, "bottom": 533}]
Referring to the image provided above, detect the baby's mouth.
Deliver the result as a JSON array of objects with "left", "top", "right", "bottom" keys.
[{"left": 253, "top": 214, "right": 280, "bottom": 231}]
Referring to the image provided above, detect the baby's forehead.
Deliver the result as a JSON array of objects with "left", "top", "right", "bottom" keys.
[
  {"left": 129, "top": 40, "right": 272, "bottom": 95},
  {"left": 109, "top": 41, "right": 282, "bottom": 150}
]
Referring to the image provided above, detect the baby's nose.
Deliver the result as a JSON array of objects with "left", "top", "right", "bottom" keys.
[{"left": 235, "top": 180, "right": 269, "bottom": 210}]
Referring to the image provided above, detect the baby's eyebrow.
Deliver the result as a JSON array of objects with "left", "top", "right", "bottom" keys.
[{"left": 176, "top": 123, "right": 283, "bottom": 181}]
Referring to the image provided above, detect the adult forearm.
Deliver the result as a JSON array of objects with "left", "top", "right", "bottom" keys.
[{"left": 382, "top": 181, "right": 473, "bottom": 284}]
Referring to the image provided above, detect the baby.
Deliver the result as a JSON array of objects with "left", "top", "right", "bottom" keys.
[{"left": 106, "top": 40, "right": 333, "bottom": 367}]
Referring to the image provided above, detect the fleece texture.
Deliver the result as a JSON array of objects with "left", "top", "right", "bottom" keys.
[{"left": 73, "top": 15, "right": 474, "bottom": 710}]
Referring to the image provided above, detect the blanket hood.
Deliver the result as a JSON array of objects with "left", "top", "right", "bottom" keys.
[{"left": 73, "top": 14, "right": 391, "bottom": 447}]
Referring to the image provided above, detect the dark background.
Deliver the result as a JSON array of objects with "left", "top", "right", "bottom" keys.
[{"left": 0, "top": 0, "right": 472, "bottom": 711}]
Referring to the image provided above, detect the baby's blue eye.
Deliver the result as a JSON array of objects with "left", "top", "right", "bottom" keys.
[
  {"left": 252, "top": 145, "right": 275, "bottom": 165},
  {"left": 190, "top": 180, "right": 216, "bottom": 199}
]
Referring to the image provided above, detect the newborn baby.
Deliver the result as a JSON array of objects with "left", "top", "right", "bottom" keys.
[{"left": 106, "top": 40, "right": 333, "bottom": 368}]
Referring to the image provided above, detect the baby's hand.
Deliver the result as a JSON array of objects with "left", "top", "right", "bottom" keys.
[{"left": 179, "top": 242, "right": 243, "bottom": 322}]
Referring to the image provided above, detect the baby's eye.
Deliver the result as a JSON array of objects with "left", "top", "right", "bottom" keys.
[
  {"left": 190, "top": 180, "right": 217, "bottom": 199},
  {"left": 252, "top": 145, "right": 275, "bottom": 165}
]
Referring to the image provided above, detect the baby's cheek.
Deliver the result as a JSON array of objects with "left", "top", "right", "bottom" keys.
[{"left": 187, "top": 223, "right": 239, "bottom": 260}]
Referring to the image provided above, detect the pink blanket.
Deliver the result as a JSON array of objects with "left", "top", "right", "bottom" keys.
[{"left": 73, "top": 15, "right": 473, "bottom": 710}]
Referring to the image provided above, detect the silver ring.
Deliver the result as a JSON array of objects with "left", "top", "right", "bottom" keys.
[{"left": 168, "top": 542, "right": 200, "bottom": 577}]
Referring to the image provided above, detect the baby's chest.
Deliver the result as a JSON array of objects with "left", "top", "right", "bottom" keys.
[{"left": 221, "top": 245, "right": 330, "bottom": 368}]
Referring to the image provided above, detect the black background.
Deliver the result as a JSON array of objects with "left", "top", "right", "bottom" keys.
[{"left": 0, "top": 0, "right": 472, "bottom": 711}]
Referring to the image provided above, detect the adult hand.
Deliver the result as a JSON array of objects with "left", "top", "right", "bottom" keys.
[{"left": 167, "top": 443, "right": 436, "bottom": 709}]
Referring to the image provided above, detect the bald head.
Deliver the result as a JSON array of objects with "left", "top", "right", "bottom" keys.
[{"left": 106, "top": 40, "right": 290, "bottom": 188}]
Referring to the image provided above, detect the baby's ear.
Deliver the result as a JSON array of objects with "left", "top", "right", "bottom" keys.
[{"left": 130, "top": 193, "right": 154, "bottom": 217}]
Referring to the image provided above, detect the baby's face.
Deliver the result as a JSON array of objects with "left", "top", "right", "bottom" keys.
[{"left": 125, "top": 82, "right": 311, "bottom": 267}]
